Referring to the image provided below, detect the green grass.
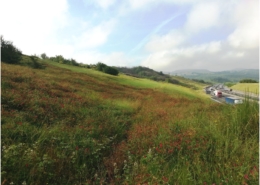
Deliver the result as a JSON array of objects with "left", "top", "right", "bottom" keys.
[
  {"left": 46, "top": 60, "right": 207, "bottom": 100},
  {"left": 231, "top": 83, "right": 259, "bottom": 94},
  {"left": 1, "top": 61, "right": 259, "bottom": 184}
]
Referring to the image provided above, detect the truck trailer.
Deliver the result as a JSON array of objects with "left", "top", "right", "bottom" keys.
[{"left": 225, "top": 97, "right": 243, "bottom": 104}]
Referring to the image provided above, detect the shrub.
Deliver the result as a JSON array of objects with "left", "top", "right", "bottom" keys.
[
  {"left": 40, "top": 53, "right": 48, "bottom": 59},
  {"left": 103, "top": 66, "right": 119, "bottom": 76},
  {"left": 166, "top": 78, "right": 180, "bottom": 84},
  {"left": 1, "top": 36, "right": 22, "bottom": 64},
  {"left": 239, "top": 79, "right": 258, "bottom": 83},
  {"left": 96, "top": 62, "right": 107, "bottom": 71}
]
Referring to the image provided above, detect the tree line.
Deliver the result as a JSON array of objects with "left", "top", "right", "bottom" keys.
[{"left": 1, "top": 36, "right": 119, "bottom": 75}]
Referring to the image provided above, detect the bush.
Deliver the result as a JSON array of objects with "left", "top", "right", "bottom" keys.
[
  {"left": 1, "top": 36, "right": 22, "bottom": 64},
  {"left": 239, "top": 79, "right": 258, "bottom": 83},
  {"left": 29, "top": 55, "right": 44, "bottom": 69},
  {"left": 103, "top": 66, "right": 119, "bottom": 76},
  {"left": 96, "top": 62, "right": 107, "bottom": 71},
  {"left": 96, "top": 62, "right": 119, "bottom": 76},
  {"left": 166, "top": 78, "right": 180, "bottom": 84}
]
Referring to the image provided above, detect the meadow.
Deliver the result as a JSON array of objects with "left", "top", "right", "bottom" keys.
[
  {"left": 1, "top": 61, "right": 259, "bottom": 185},
  {"left": 231, "top": 83, "right": 259, "bottom": 94}
]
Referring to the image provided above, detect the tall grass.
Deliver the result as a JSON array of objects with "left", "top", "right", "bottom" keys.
[{"left": 1, "top": 62, "right": 259, "bottom": 184}]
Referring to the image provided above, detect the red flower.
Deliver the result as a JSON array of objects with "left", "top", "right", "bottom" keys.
[
  {"left": 159, "top": 143, "right": 163, "bottom": 148},
  {"left": 244, "top": 174, "right": 249, "bottom": 180},
  {"left": 76, "top": 146, "right": 79, "bottom": 150},
  {"left": 162, "top": 176, "right": 168, "bottom": 182}
]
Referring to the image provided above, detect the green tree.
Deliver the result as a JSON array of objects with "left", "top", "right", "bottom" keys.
[
  {"left": 30, "top": 55, "right": 43, "bottom": 69},
  {"left": 1, "top": 36, "right": 22, "bottom": 64},
  {"left": 103, "top": 66, "right": 119, "bottom": 76},
  {"left": 239, "top": 79, "right": 258, "bottom": 83},
  {"left": 41, "top": 53, "right": 48, "bottom": 59},
  {"left": 96, "top": 62, "right": 107, "bottom": 71}
]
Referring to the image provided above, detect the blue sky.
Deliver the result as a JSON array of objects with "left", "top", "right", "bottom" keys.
[{"left": 1, "top": 0, "right": 259, "bottom": 71}]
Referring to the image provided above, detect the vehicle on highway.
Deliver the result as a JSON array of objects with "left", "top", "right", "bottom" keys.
[
  {"left": 214, "top": 90, "right": 222, "bottom": 98},
  {"left": 225, "top": 97, "right": 243, "bottom": 104}
]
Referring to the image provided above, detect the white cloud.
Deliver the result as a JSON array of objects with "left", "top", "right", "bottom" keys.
[
  {"left": 97, "top": 0, "right": 116, "bottom": 9},
  {"left": 185, "top": 2, "right": 220, "bottom": 33},
  {"left": 104, "top": 52, "right": 135, "bottom": 66},
  {"left": 84, "top": 0, "right": 116, "bottom": 9},
  {"left": 128, "top": 0, "right": 203, "bottom": 10},
  {"left": 139, "top": 0, "right": 258, "bottom": 71},
  {"left": 75, "top": 20, "right": 116, "bottom": 49},
  {"left": 227, "top": 0, "right": 259, "bottom": 49},
  {"left": 0, "top": 0, "right": 68, "bottom": 55},
  {"left": 128, "top": 0, "right": 156, "bottom": 9},
  {"left": 145, "top": 30, "right": 185, "bottom": 52},
  {"left": 74, "top": 51, "right": 135, "bottom": 67},
  {"left": 141, "top": 41, "right": 224, "bottom": 71}
]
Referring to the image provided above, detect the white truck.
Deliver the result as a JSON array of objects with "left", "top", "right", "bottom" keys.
[{"left": 214, "top": 90, "right": 222, "bottom": 98}]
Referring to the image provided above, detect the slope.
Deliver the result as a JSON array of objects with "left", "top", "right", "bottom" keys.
[{"left": 1, "top": 61, "right": 258, "bottom": 184}]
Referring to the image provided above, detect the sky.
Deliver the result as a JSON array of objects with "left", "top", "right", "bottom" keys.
[{"left": 0, "top": 0, "right": 259, "bottom": 72}]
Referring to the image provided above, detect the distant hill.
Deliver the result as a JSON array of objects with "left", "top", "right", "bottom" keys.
[
  {"left": 173, "top": 69, "right": 211, "bottom": 75},
  {"left": 116, "top": 66, "right": 210, "bottom": 90},
  {"left": 171, "top": 69, "right": 259, "bottom": 83}
]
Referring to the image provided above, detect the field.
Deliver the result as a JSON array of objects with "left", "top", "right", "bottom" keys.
[
  {"left": 1, "top": 61, "right": 259, "bottom": 185},
  {"left": 231, "top": 83, "right": 259, "bottom": 94}
]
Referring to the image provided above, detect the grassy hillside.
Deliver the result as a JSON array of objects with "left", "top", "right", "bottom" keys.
[
  {"left": 1, "top": 61, "right": 259, "bottom": 184},
  {"left": 231, "top": 83, "right": 259, "bottom": 94},
  {"left": 116, "top": 66, "right": 210, "bottom": 90}
]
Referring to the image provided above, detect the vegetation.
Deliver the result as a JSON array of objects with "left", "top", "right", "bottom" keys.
[
  {"left": 49, "top": 54, "right": 80, "bottom": 66},
  {"left": 1, "top": 60, "right": 259, "bottom": 185},
  {"left": 173, "top": 69, "right": 259, "bottom": 83},
  {"left": 1, "top": 36, "right": 22, "bottom": 64},
  {"left": 231, "top": 83, "right": 259, "bottom": 94},
  {"left": 239, "top": 79, "right": 258, "bottom": 83},
  {"left": 96, "top": 62, "right": 119, "bottom": 76},
  {"left": 224, "top": 82, "right": 236, "bottom": 87},
  {"left": 116, "top": 66, "right": 209, "bottom": 90}
]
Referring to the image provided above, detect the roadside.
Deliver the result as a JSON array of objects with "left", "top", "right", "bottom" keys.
[{"left": 204, "top": 84, "right": 259, "bottom": 104}]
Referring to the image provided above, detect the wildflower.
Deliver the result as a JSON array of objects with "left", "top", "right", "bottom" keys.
[
  {"left": 75, "top": 146, "right": 79, "bottom": 150},
  {"left": 244, "top": 174, "right": 249, "bottom": 180},
  {"left": 10, "top": 182, "right": 14, "bottom": 185},
  {"left": 22, "top": 181, "right": 26, "bottom": 185},
  {"left": 162, "top": 176, "right": 168, "bottom": 182}
]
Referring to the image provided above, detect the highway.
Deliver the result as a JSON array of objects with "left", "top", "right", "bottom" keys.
[{"left": 204, "top": 84, "right": 259, "bottom": 104}]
